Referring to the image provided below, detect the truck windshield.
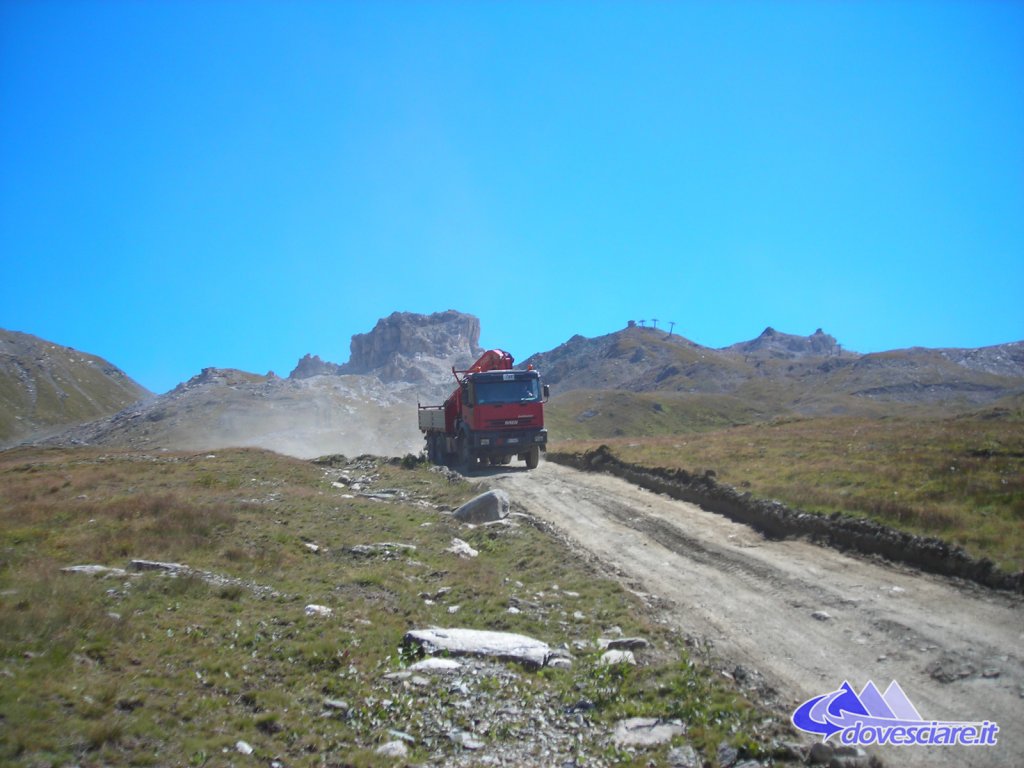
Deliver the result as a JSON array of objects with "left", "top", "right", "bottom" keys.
[{"left": 475, "top": 379, "right": 541, "bottom": 405}]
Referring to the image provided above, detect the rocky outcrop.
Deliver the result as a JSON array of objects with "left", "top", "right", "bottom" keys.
[
  {"left": 340, "top": 310, "right": 484, "bottom": 383},
  {"left": 724, "top": 327, "right": 841, "bottom": 359},
  {"left": 171, "top": 367, "right": 270, "bottom": 393},
  {"left": 939, "top": 341, "right": 1024, "bottom": 378},
  {"left": 289, "top": 353, "right": 344, "bottom": 379}
]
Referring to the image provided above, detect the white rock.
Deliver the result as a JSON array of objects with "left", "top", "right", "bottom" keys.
[
  {"left": 404, "top": 627, "right": 555, "bottom": 668},
  {"left": 61, "top": 565, "right": 128, "bottom": 578},
  {"left": 375, "top": 740, "right": 408, "bottom": 758},
  {"left": 409, "top": 658, "right": 463, "bottom": 673},
  {"left": 612, "top": 717, "right": 685, "bottom": 747},
  {"left": 450, "top": 731, "right": 485, "bottom": 750},
  {"left": 446, "top": 538, "right": 479, "bottom": 558},
  {"left": 235, "top": 740, "right": 254, "bottom": 755},
  {"left": 130, "top": 559, "right": 187, "bottom": 573},
  {"left": 305, "top": 604, "right": 333, "bottom": 618},
  {"left": 599, "top": 649, "right": 637, "bottom": 666}
]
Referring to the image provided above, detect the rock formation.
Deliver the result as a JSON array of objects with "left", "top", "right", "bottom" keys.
[
  {"left": 724, "top": 326, "right": 841, "bottom": 359},
  {"left": 289, "top": 353, "right": 344, "bottom": 379},
  {"left": 340, "top": 310, "right": 484, "bottom": 383}
]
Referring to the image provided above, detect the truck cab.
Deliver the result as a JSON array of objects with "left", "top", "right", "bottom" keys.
[{"left": 456, "top": 369, "right": 548, "bottom": 467}]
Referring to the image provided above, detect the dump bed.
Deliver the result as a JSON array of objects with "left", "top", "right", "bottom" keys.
[{"left": 417, "top": 405, "right": 446, "bottom": 432}]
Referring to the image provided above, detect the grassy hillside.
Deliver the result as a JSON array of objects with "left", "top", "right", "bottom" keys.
[
  {"left": 543, "top": 380, "right": 951, "bottom": 442},
  {"left": 0, "top": 330, "right": 150, "bottom": 444},
  {"left": 555, "top": 412, "right": 1024, "bottom": 573},
  {"left": 546, "top": 390, "right": 771, "bottom": 439},
  {"left": 0, "top": 447, "right": 790, "bottom": 767}
]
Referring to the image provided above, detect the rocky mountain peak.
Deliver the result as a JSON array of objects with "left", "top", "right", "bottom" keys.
[
  {"left": 340, "top": 310, "right": 484, "bottom": 384},
  {"left": 726, "top": 327, "right": 842, "bottom": 359},
  {"left": 172, "top": 367, "right": 270, "bottom": 393},
  {"left": 290, "top": 353, "right": 344, "bottom": 380}
]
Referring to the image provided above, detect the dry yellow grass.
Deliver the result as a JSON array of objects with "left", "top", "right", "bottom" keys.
[{"left": 558, "top": 415, "right": 1024, "bottom": 572}]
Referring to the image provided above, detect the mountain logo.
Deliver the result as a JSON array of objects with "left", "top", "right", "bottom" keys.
[{"left": 791, "top": 681, "right": 998, "bottom": 747}]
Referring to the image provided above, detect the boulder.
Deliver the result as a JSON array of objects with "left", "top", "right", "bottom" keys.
[
  {"left": 599, "top": 649, "right": 637, "bottom": 666},
  {"left": 403, "top": 627, "right": 561, "bottom": 669},
  {"left": 612, "top": 717, "right": 685, "bottom": 747},
  {"left": 61, "top": 564, "right": 128, "bottom": 578},
  {"left": 446, "top": 538, "right": 479, "bottom": 558},
  {"left": 453, "top": 489, "right": 510, "bottom": 524}
]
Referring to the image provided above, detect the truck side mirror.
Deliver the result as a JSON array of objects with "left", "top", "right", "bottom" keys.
[
  {"left": 542, "top": 384, "right": 550, "bottom": 402},
  {"left": 461, "top": 382, "right": 471, "bottom": 404}
]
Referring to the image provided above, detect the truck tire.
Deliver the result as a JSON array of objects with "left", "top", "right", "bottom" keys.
[{"left": 525, "top": 445, "right": 540, "bottom": 469}]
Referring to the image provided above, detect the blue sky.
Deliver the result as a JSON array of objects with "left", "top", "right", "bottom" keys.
[{"left": 2, "top": 1, "right": 1022, "bottom": 394}]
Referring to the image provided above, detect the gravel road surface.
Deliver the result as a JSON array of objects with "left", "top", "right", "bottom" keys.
[{"left": 488, "top": 461, "right": 1023, "bottom": 768}]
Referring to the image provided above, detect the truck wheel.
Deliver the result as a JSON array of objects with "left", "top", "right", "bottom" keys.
[{"left": 525, "top": 445, "right": 540, "bottom": 469}]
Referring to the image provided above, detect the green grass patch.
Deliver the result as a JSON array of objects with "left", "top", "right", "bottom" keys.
[{"left": 0, "top": 447, "right": 787, "bottom": 766}]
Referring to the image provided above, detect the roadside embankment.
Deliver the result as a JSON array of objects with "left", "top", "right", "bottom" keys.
[{"left": 547, "top": 446, "right": 1024, "bottom": 593}]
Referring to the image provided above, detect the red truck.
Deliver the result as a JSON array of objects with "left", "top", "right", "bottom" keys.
[{"left": 418, "top": 349, "right": 549, "bottom": 471}]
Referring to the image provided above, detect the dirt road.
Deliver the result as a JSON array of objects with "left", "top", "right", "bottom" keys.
[{"left": 488, "top": 462, "right": 1023, "bottom": 768}]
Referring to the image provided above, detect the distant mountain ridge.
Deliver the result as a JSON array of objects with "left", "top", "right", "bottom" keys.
[
  {"left": 525, "top": 324, "right": 1024, "bottom": 438},
  {"left": 525, "top": 324, "right": 1024, "bottom": 394},
  {"left": 4, "top": 315, "right": 1023, "bottom": 456}
]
